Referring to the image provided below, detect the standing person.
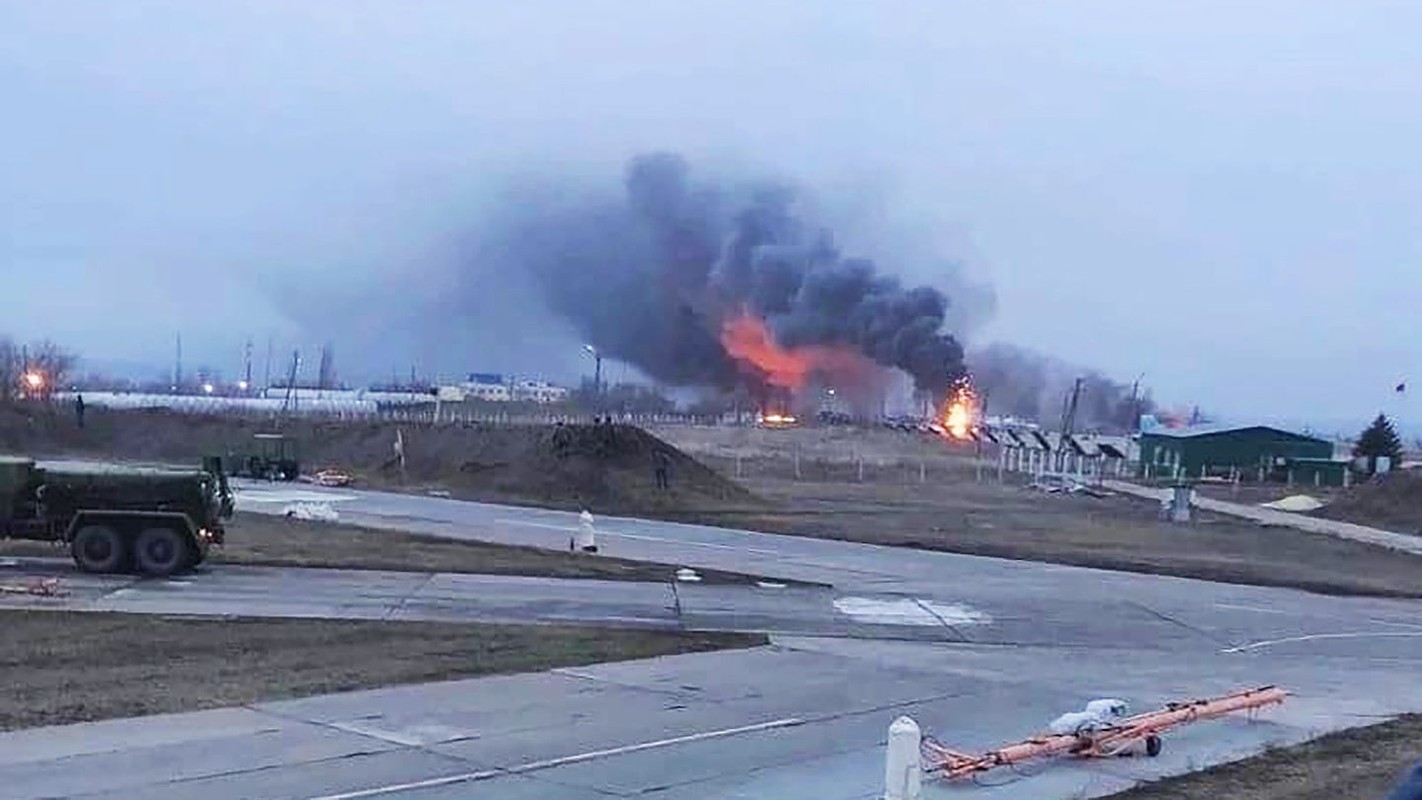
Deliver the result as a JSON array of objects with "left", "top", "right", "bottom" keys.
[
  {"left": 74, "top": 394, "right": 85, "bottom": 429},
  {"left": 653, "top": 449, "right": 671, "bottom": 490}
]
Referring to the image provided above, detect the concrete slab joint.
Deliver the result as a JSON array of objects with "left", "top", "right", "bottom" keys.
[{"left": 884, "top": 715, "right": 923, "bottom": 800}]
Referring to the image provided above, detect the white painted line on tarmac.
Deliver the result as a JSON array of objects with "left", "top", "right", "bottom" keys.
[
  {"left": 1368, "top": 619, "right": 1422, "bottom": 630},
  {"left": 304, "top": 716, "right": 805, "bottom": 800},
  {"left": 609, "top": 530, "right": 781, "bottom": 556},
  {"left": 493, "top": 518, "right": 576, "bottom": 532},
  {"left": 1213, "top": 603, "right": 1290, "bottom": 615},
  {"left": 494, "top": 518, "right": 781, "bottom": 555},
  {"left": 1221, "top": 631, "right": 1422, "bottom": 654},
  {"left": 237, "top": 490, "right": 358, "bottom": 504}
]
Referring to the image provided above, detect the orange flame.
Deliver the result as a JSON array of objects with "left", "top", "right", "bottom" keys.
[
  {"left": 721, "top": 312, "right": 871, "bottom": 391},
  {"left": 939, "top": 379, "right": 977, "bottom": 440}
]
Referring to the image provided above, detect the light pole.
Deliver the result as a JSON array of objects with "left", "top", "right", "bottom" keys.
[{"left": 583, "top": 344, "right": 602, "bottom": 414}]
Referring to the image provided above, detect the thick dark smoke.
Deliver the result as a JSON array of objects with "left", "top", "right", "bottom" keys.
[
  {"left": 499, "top": 152, "right": 967, "bottom": 396},
  {"left": 970, "top": 342, "right": 1156, "bottom": 432}
]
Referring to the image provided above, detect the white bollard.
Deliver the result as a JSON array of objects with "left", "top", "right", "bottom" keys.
[
  {"left": 883, "top": 716, "right": 922, "bottom": 800},
  {"left": 573, "top": 509, "right": 598, "bottom": 553}
]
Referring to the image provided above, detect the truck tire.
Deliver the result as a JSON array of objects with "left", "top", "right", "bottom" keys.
[
  {"left": 134, "top": 526, "right": 192, "bottom": 577},
  {"left": 72, "top": 525, "right": 127, "bottom": 574}
]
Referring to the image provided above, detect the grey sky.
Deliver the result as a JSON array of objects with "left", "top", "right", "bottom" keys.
[{"left": 2, "top": 2, "right": 1419, "bottom": 426}]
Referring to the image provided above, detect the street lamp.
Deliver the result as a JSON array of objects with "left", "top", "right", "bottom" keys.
[
  {"left": 582, "top": 344, "right": 602, "bottom": 398},
  {"left": 24, "top": 372, "right": 43, "bottom": 391},
  {"left": 580, "top": 343, "right": 602, "bottom": 412}
]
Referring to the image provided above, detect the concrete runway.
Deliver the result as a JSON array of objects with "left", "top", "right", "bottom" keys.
[{"left": 3, "top": 482, "right": 1422, "bottom": 799}]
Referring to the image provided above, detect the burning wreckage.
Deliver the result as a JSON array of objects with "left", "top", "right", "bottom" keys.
[{"left": 508, "top": 152, "right": 974, "bottom": 427}]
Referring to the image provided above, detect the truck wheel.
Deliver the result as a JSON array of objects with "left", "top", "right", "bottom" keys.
[
  {"left": 134, "top": 527, "right": 192, "bottom": 577},
  {"left": 1145, "top": 735, "right": 1163, "bottom": 758},
  {"left": 72, "top": 525, "right": 127, "bottom": 573}
]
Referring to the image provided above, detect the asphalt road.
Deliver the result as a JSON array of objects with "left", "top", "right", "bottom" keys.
[{"left": 3, "top": 482, "right": 1422, "bottom": 799}]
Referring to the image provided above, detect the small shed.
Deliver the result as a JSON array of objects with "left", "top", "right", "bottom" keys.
[
  {"left": 1139, "top": 424, "right": 1332, "bottom": 481},
  {"left": 1284, "top": 457, "right": 1350, "bottom": 488}
]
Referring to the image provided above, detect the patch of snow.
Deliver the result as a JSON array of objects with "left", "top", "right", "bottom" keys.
[
  {"left": 833, "top": 596, "right": 991, "bottom": 627},
  {"left": 1260, "top": 495, "right": 1326, "bottom": 512},
  {"left": 282, "top": 502, "right": 340, "bottom": 522}
]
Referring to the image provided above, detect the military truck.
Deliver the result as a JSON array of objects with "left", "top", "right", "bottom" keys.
[
  {"left": 225, "top": 433, "right": 301, "bottom": 482},
  {"left": 0, "top": 456, "right": 233, "bottom": 576}
]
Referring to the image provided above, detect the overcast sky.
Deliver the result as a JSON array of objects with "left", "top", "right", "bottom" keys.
[{"left": 2, "top": 2, "right": 1419, "bottom": 427}]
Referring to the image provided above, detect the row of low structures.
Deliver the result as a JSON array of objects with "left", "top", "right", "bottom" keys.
[
  {"left": 983, "top": 424, "right": 1353, "bottom": 487},
  {"left": 436, "top": 374, "right": 570, "bottom": 404}
]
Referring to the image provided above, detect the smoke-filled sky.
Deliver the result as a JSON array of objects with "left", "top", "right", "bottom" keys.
[{"left": 3, "top": 2, "right": 1420, "bottom": 428}]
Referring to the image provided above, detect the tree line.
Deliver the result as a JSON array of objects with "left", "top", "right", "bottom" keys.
[{"left": 0, "top": 338, "right": 77, "bottom": 403}]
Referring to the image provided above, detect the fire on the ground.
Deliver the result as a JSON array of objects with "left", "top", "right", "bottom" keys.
[{"left": 936, "top": 378, "right": 979, "bottom": 441}]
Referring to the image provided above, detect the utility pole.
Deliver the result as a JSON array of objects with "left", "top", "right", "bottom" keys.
[
  {"left": 243, "top": 339, "right": 253, "bottom": 392},
  {"left": 317, "top": 343, "right": 335, "bottom": 391},
  {"left": 281, "top": 350, "right": 301, "bottom": 417},
  {"left": 583, "top": 345, "right": 602, "bottom": 414},
  {"left": 174, "top": 333, "right": 183, "bottom": 394},
  {"left": 1059, "top": 377, "right": 1084, "bottom": 472},
  {"left": 263, "top": 335, "right": 274, "bottom": 392},
  {"left": 1128, "top": 374, "right": 1143, "bottom": 434},
  {"left": 1061, "top": 378, "right": 1083, "bottom": 437}
]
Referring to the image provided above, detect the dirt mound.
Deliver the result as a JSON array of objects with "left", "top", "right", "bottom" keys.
[
  {"left": 371, "top": 422, "right": 757, "bottom": 512},
  {"left": 1314, "top": 470, "right": 1422, "bottom": 534},
  {"left": 0, "top": 406, "right": 756, "bottom": 514}
]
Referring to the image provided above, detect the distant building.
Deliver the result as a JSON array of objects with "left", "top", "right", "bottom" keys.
[
  {"left": 436, "top": 385, "right": 467, "bottom": 402},
  {"left": 458, "top": 373, "right": 567, "bottom": 404},
  {"left": 1139, "top": 424, "right": 1344, "bottom": 484},
  {"left": 458, "top": 373, "right": 508, "bottom": 402},
  {"left": 466, "top": 384, "right": 510, "bottom": 402},
  {"left": 511, "top": 379, "right": 569, "bottom": 405}
]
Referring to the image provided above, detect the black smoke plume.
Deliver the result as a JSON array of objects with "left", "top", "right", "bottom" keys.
[
  {"left": 969, "top": 342, "right": 1156, "bottom": 432},
  {"left": 499, "top": 152, "right": 967, "bottom": 396}
]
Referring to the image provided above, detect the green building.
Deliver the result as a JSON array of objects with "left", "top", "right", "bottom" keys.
[{"left": 1139, "top": 425, "right": 1342, "bottom": 484}]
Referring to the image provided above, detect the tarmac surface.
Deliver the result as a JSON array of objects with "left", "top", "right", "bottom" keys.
[{"left": 4, "top": 481, "right": 1422, "bottom": 799}]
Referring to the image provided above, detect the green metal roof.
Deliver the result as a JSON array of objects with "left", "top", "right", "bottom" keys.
[{"left": 1142, "top": 424, "right": 1326, "bottom": 443}]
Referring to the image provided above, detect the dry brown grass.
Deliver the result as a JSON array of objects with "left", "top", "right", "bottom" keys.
[
  {"left": 0, "top": 610, "right": 764, "bottom": 731},
  {"left": 1313, "top": 471, "right": 1422, "bottom": 535},
  {"left": 0, "top": 513, "right": 800, "bottom": 586},
  {"left": 0, "top": 407, "right": 752, "bottom": 515},
  {"left": 663, "top": 477, "right": 1422, "bottom": 598},
  {"left": 210, "top": 513, "right": 803, "bottom": 585},
  {"left": 1110, "top": 715, "right": 1422, "bottom": 799}
]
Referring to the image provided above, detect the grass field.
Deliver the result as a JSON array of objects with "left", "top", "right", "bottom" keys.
[
  {"left": 1108, "top": 715, "right": 1422, "bottom": 799},
  {"left": 645, "top": 422, "right": 1422, "bottom": 598},
  {"left": 0, "top": 610, "right": 763, "bottom": 731},
  {"left": 0, "top": 512, "right": 801, "bottom": 586}
]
